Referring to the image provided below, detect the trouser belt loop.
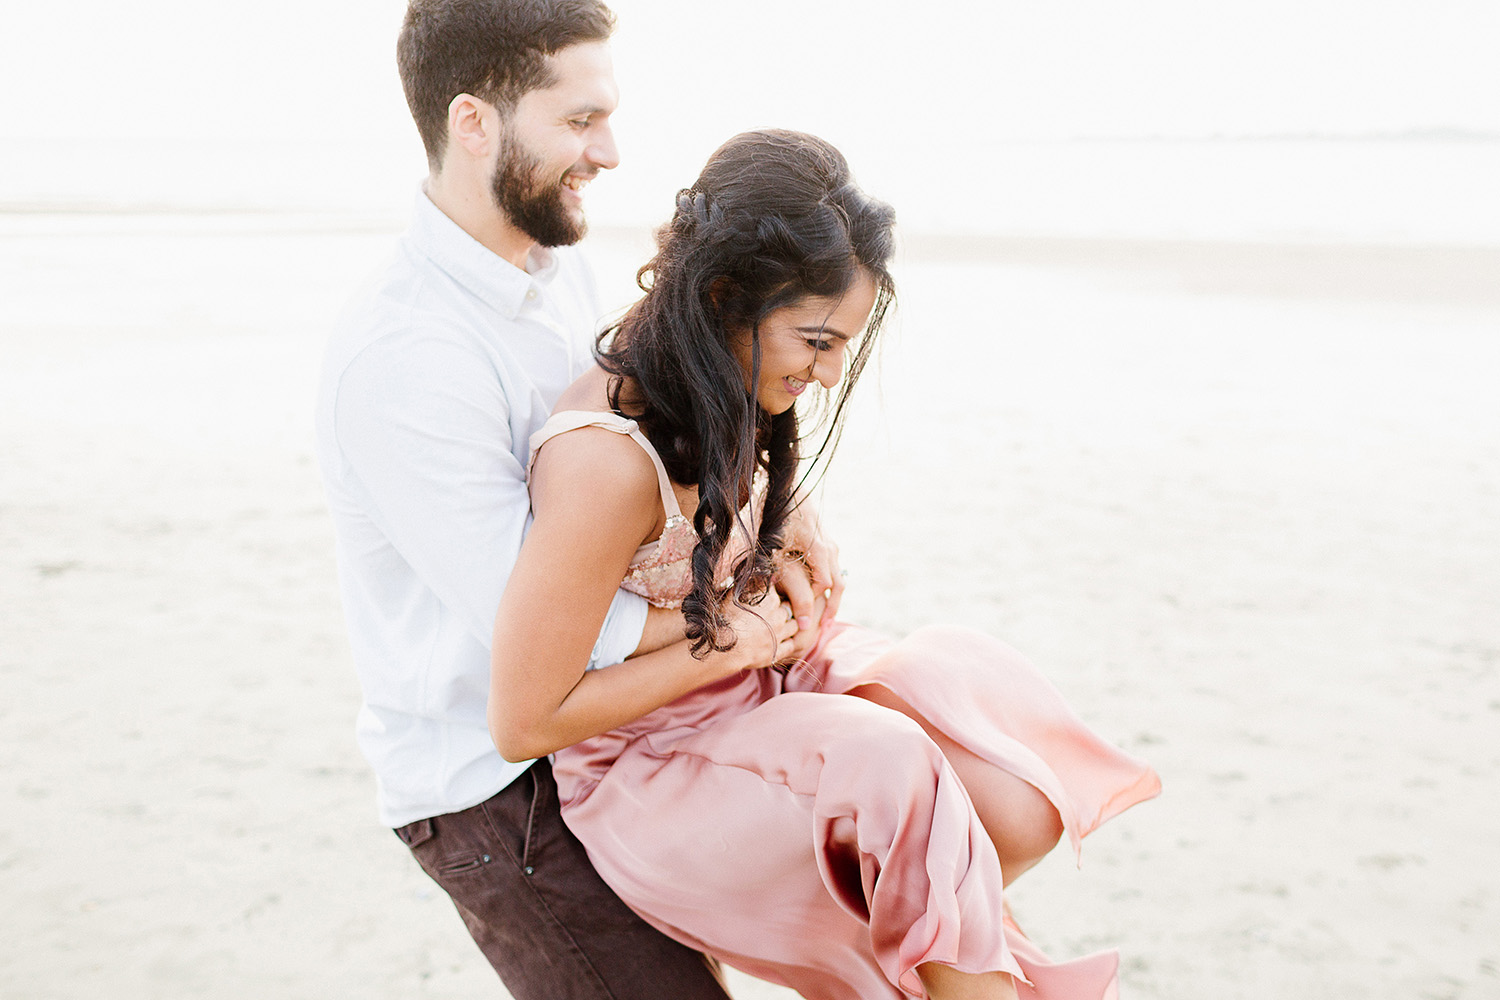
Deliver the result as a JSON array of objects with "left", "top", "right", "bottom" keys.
[{"left": 521, "top": 764, "right": 543, "bottom": 872}]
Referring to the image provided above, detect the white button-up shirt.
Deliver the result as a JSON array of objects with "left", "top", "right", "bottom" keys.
[{"left": 316, "top": 191, "right": 647, "bottom": 828}]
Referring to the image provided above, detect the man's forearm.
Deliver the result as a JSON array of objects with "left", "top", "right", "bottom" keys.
[{"left": 632, "top": 604, "right": 688, "bottom": 657}]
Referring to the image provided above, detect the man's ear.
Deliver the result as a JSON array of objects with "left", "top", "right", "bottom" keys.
[{"left": 447, "top": 93, "right": 497, "bottom": 159}]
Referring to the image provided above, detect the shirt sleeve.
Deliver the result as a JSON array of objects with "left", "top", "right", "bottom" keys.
[{"left": 332, "top": 328, "right": 528, "bottom": 650}]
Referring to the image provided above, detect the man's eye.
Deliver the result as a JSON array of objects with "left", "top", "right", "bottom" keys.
[{"left": 569, "top": 117, "right": 591, "bottom": 130}]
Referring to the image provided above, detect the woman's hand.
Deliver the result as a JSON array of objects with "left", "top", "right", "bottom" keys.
[
  {"left": 630, "top": 590, "right": 797, "bottom": 671},
  {"left": 715, "top": 586, "right": 800, "bottom": 675},
  {"left": 772, "top": 554, "right": 828, "bottom": 662},
  {"left": 777, "top": 501, "right": 844, "bottom": 629}
]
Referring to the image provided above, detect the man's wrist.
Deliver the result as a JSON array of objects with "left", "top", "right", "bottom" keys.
[{"left": 635, "top": 603, "right": 688, "bottom": 657}]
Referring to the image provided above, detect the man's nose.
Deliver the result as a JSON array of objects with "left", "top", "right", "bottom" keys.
[{"left": 588, "top": 122, "right": 620, "bottom": 171}]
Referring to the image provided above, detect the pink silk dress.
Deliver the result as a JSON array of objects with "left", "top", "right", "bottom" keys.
[{"left": 530, "top": 411, "right": 1162, "bottom": 1000}]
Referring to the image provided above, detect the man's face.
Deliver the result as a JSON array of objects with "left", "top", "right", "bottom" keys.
[{"left": 492, "top": 41, "right": 620, "bottom": 247}]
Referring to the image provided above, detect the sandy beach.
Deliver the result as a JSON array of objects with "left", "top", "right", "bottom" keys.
[{"left": 2, "top": 213, "right": 1497, "bottom": 999}]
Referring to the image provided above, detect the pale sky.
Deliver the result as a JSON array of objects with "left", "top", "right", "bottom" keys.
[
  {"left": 3, "top": 0, "right": 1497, "bottom": 236},
  {"left": 4, "top": 0, "right": 1496, "bottom": 143}
]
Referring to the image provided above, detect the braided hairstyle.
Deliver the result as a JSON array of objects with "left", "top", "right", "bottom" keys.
[{"left": 597, "top": 129, "right": 896, "bottom": 656}]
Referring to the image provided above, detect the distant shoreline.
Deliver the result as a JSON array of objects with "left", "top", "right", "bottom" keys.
[
  {"left": 5, "top": 134, "right": 1498, "bottom": 248},
  {"left": 3, "top": 209, "right": 1496, "bottom": 307},
  {"left": 896, "top": 233, "right": 1500, "bottom": 307}
]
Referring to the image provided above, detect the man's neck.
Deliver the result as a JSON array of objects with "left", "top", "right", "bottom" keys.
[{"left": 425, "top": 173, "right": 537, "bottom": 271}]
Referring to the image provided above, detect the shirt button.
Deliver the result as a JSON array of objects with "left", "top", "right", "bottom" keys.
[{"left": 525, "top": 289, "right": 537, "bottom": 301}]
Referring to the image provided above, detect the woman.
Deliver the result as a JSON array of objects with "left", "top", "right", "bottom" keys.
[{"left": 490, "top": 129, "right": 1160, "bottom": 1000}]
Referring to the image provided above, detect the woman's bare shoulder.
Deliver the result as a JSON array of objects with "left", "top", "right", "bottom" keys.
[
  {"left": 532, "top": 365, "right": 662, "bottom": 544},
  {"left": 530, "top": 426, "right": 661, "bottom": 543}
]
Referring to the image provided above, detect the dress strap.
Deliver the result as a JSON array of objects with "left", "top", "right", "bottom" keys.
[{"left": 528, "top": 410, "right": 682, "bottom": 519}]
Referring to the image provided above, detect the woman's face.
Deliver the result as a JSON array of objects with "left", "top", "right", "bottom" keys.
[{"left": 732, "top": 269, "right": 879, "bottom": 415}]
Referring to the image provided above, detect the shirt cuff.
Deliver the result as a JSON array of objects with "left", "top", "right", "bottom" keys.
[{"left": 589, "top": 588, "right": 649, "bottom": 671}]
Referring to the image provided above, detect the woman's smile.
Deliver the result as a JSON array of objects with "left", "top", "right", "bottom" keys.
[{"left": 736, "top": 269, "right": 879, "bottom": 414}]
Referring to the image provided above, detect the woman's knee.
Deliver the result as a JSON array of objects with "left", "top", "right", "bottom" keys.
[
  {"left": 991, "top": 779, "right": 1063, "bottom": 878},
  {"left": 845, "top": 684, "right": 1063, "bottom": 878},
  {"left": 814, "top": 696, "right": 948, "bottom": 787}
]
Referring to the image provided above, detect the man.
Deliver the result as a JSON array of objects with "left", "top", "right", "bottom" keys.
[{"left": 315, "top": 2, "right": 837, "bottom": 997}]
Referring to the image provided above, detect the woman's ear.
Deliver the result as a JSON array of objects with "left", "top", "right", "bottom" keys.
[{"left": 707, "top": 276, "right": 734, "bottom": 310}]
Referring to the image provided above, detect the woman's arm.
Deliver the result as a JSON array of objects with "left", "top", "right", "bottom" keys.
[{"left": 488, "top": 426, "right": 797, "bottom": 763}]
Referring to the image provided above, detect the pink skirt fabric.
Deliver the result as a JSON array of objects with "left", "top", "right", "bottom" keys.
[{"left": 553, "top": 622, "right": 1161, "bottom": 999}]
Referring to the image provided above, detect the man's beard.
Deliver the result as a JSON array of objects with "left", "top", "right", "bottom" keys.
[{"left": 491, "top": 133, "right": 585, "bottom": 248}]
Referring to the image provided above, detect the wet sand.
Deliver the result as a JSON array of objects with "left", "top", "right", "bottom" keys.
[{"left": 2, "top": 215, "right": 1497, "bottom": 998}]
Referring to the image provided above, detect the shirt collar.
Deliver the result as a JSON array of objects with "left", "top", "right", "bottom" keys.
[{"left": 408, "top": 188, "right": 560, "bottom": 319}]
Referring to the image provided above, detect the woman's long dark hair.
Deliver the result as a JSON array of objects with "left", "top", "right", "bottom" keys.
[{"left": 597, "top": 129, "right": 896, "bottom": 656}]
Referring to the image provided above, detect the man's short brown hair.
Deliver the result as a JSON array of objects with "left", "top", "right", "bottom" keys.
[{"left": 397, "top": 0, "right": 615, "bottom": 168}]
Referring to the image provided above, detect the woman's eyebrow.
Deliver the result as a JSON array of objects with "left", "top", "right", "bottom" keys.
[{"left": 794, "top": 325, "right": 852, "bottom": 340}]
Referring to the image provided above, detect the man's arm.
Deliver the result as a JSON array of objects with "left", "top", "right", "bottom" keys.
[
  {"left": 332, "top": 330, "right": 538, "bottom": 649},
  {"left": 633, "top": 605, "right": 691, "bottom": 657},
  {"left": 334, "top": 329, "right": 662, "bottom": 710}
]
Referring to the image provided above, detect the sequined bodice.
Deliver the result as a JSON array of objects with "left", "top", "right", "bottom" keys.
[{"left": 528, "top": 410, "right": 715, "bottom": 608}]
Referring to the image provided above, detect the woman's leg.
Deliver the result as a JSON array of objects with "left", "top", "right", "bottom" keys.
[
  {"left": 558, "top": 692, "right": 1026, "bottom": 1000},
  {"left": 850, "top": 683, "right": 1064, "bottom": 885},
  {"left": 917, "top": 962, "right": 1020, "bottom": 1000}
]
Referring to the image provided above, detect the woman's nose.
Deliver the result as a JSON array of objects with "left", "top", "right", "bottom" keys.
[{"left": 813, "top": 349, "right": 845, "bottom": 389}]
